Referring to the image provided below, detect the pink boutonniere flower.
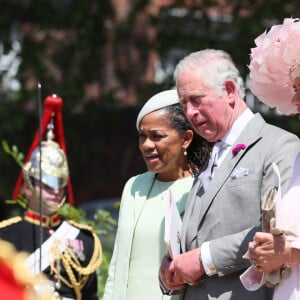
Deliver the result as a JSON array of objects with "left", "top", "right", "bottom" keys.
[{"left": 232, "top": 144, "right": 246, "bottom": 156}]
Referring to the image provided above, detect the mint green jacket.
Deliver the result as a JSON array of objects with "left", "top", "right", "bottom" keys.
[{"left": 103, "top": 171, "right": 189, "bottom": 300}]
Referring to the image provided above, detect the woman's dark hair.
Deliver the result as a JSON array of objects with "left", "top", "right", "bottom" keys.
[{"left": 163, "top": 103, "right": 212, "bottom": 176}]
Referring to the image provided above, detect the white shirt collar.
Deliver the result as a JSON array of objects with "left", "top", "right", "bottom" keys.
[{"left": 221, "top": 108, "right": 254, "bottom": 146}]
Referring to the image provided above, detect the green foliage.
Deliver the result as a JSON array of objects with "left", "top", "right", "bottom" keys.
[
  {"left": 5, "top": 195, "right": 28, "bottom": 210},
  {"left": 58, "top": 203, "right": 117, "bottom": 236},
  {"left": 2, "top": 140, "right": 25, "bottom": 168},
  {"left": 58, "top": 203, "right": 91, "bottom": 224}
]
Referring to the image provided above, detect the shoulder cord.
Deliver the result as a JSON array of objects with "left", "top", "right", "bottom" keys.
[{"left": 50, "top": 230, "right": 102, "bottom": 300}]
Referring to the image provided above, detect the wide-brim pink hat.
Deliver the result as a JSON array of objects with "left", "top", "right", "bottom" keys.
[{"left": 249, "top": 18, "right": 300, "bottom": 115}]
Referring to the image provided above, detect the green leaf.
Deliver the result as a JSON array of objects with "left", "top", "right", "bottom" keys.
[
  {"left": 2, "top": 140, "right": 10, "bottom": 153},
  {"left": 12, "top": 145, "right": 18, "bottom": 154},
  {"left": 1, "top": 140, "right": 25, "bottom": 167},
  {"left": 17, "top": 153, "right": 25, "bottom": 161}
]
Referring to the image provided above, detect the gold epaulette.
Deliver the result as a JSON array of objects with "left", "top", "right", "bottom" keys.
[
  {"left": 0, "top": 216, "right": 22, "bottom": 229},
  {"left": 67, "top": 219, "right": 94, "bottom": 232}
]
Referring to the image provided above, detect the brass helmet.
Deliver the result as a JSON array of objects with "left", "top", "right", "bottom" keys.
[
  {"left": 12, "top": 95, "right": 74, "bottom": 205},
  {"left": 23, "top": 120, "right": 69, "bottom": 191},
  {"left": 23, "top": 139, "right": 69, "bottom": 190}
]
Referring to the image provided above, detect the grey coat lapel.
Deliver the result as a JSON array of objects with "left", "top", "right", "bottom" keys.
[
  {"left": 184, "top": 114, "right": 265, "bottom": 248},
  {"left": 181, "top": 177, "right": 202, "bottom": 252}
]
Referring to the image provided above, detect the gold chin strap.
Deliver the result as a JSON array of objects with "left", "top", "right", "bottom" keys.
[{"left": 42, "top": 196, "right": 66, "bottom": 211}]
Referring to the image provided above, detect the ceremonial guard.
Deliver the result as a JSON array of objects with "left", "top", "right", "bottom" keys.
[{"left": 0, "top": 95, "right": 102, "bottom": 300}]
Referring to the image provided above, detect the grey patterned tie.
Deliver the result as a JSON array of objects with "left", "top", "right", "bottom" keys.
[{"left": 198, "top": 140, "right": 227, "bottom": 190}]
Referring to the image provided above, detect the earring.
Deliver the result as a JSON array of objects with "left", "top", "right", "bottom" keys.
[{"left": 184, "top": 150, "right": 187, "bottom": 156}]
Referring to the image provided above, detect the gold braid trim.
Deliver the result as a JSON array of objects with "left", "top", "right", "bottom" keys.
[
  {"left": 67, "top": 220, "right": 103, "bottom": 274},
  {"left": 0, "top": 216, "right": 22, "bottom": 228},
  {"left": 67, "top": 220, "right": 93, "bottom": 231},
  {"left": 49, "top": 221, "right": 103, "bottom": 300}
]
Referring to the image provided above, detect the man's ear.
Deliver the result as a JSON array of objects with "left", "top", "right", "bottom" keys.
[
  {"left": 225, "top": 79, "right": 236, "bottom": 94},
  {"left": 224, "top": 79, "right": 236, "bottom": 104}
]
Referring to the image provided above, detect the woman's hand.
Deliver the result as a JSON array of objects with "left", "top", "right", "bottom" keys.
[{"left": 248, "top": 232, "right": 291, "bottom": 273}]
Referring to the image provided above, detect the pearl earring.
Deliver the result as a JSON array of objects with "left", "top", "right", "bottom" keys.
[{"left": 184, "top": 150, "right": 187, "bottom": 156}]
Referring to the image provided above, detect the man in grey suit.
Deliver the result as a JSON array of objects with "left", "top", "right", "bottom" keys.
[{"left": 159, "top": 49, "right": 300, "bottom": 299}]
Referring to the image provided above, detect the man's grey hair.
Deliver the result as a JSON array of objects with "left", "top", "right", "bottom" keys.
[{"left": 174, "top": 49, "right": 245, "bottom": 99}]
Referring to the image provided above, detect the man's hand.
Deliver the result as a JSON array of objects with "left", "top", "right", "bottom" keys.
[
  {"left": 159, "top": 248, "right": 205, "bottom": 291},
  {"left": 248, "top": 232, "right": 290, "bottom": 273},
  {"left": 159, "top": 255, "right": 185, "bottom": 291},
  {"left": 172, "top": 248, "right": 205, "bottom": 285}
]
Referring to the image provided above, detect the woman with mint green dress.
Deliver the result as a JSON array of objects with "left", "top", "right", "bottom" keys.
[{"left": 103, "top": 89, "right": 211, "bottom": 300}]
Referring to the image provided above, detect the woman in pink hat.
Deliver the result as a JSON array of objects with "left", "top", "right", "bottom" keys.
[{"left": 247, "top": 17, "right": 300, "bottom": 300}]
